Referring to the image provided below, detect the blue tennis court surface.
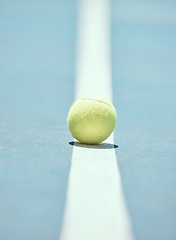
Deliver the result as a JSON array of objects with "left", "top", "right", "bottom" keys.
[
  {"left": 112, "top": 1, "right": 176, "bottom": 239},
  {"left": 0, "top": 1, "right": 176, "bottom": 240}
]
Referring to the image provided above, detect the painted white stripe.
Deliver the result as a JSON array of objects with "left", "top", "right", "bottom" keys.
[
  {"left": 76, "top": 0, "right": 112, "bottom": 100},
  {"left": 60, "top": 0, "right": 134, "bottom": 240}
]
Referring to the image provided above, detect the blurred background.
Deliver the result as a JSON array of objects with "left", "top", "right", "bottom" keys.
[{"left": 0, "top": 0, "right": 176, "bottom": 240}]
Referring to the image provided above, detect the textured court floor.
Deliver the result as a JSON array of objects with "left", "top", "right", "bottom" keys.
[{"left": 0, "top": 1, "right": 176, "bottom": 240}]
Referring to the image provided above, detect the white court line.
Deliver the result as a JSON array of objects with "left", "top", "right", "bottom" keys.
[{"left": 60, "top": 0, "right": 134, "bottom": 239}]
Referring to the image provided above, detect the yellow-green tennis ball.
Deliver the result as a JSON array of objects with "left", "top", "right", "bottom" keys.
[{"left": 67, "top": 95, "right": 117, "bottom": 144}]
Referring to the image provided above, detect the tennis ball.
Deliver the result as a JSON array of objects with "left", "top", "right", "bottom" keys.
[{"left": 67, "top": 95, "right": 117, "bottom": 144}]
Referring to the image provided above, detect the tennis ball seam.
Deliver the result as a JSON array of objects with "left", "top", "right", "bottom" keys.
[{"left": 80, "top": 98, "right": 116, "bottom": 115}]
